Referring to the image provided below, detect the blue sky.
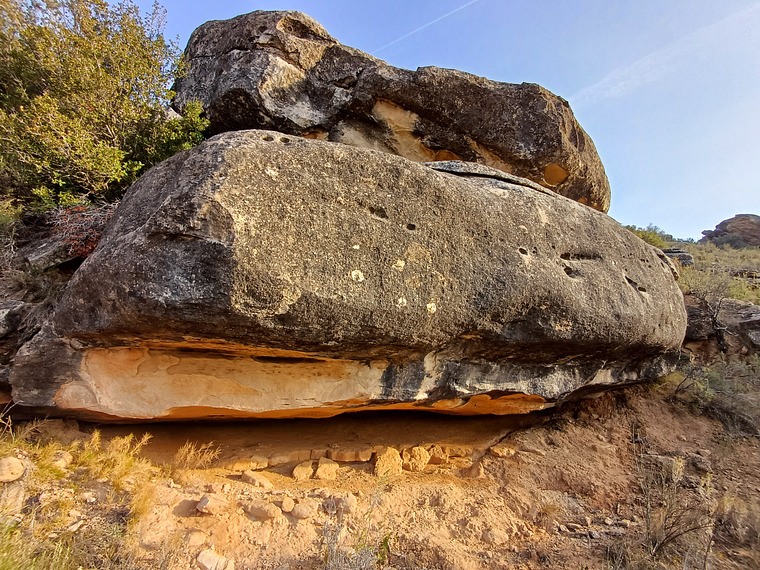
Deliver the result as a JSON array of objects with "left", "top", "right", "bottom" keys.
[{"left": 139, "top": 0, "right": 760, "bottom": 240}]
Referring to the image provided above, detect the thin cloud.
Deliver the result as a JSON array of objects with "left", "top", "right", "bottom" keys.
[
  {"left": 570, "top": 3, "right": 760, "bottom": 109},
  {"left": 372, "top": 0, "right": 482, "bottom": 55}
]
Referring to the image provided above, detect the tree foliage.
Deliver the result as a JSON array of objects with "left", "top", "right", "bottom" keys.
[
  {"left": 0, "top": 0, "right": 208, "bottom": 211},
  {"left": 625, "top": 224, "right": 671, "bottom": 249}
]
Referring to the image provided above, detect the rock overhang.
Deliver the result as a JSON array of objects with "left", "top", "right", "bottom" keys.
[{"left": 9, "top": 131, "right": 686, "bottom": 421}]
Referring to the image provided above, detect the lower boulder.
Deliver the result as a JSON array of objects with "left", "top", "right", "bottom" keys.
[{"left": 10, "top": 131, "right": 686, "bottom": 420}]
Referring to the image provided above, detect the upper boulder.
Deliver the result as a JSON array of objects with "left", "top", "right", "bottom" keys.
[
  {"left": 10, "top": 131, "right": 684, "bottom": 421},
  {"left": 701, "top": 214, "right": 760, "bottom": 248},
  {"left": 173, "top": 10, "right": 611, "bottom": 212}
]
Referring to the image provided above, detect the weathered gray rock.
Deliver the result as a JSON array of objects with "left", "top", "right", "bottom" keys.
[
  {"left": 661, "top": 248, "right": 694, "bottom": 267},
  {"left": 701, "top": 214, "right": 760, "bottom": 247},
  {"left": 10, "top": 131, "right": 685, "bottom": 420},
  {"left": 173, "top": 10, "right": 611, "bottom": 212},
  {"left": 0, "top": 456, "right": 25, "bottom": 483}
]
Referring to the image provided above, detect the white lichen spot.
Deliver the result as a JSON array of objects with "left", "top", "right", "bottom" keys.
[
  {"left": 426, "top": 302, "right": 437, "bottom": 314},
  {"left": 393, "top": 259, "right": 406, "bottom": 271},
  {"left": 351, "top": 270, "right": 365, "bottom": 282},
  {"left": 396, "top": 297, "right": 407, "bottom": 308},
  {"left": 352, "top": 244, "right": 360, "bottom": 250},
  {"left": 265, "top": 166, "right": 279, "bottom": 178}
]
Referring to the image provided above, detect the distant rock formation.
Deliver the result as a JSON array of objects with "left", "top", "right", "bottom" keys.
[
  {"left": 10, "top": 131, "right": 685, "bottom": 420},
  {"left": 173, "top": 11, "right": 611, "bottom": 212},
  {"left": 701, "top": 214, "right": 760, "bottom": 248}
]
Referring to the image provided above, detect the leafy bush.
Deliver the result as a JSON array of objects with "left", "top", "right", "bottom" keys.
[
  {"left": 0, "top": 0, "right": 208, "bottom": 211},
  {"left": 625, "top": 224, "right": 670, "bottom": 248}
]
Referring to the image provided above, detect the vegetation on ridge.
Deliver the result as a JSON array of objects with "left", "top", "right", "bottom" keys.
[{"left": 0, "top": 0, "right": 208, "bottom": 218}]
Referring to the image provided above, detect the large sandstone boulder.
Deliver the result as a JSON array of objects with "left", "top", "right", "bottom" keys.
[
  {"left": 701, "top": 214, "right": 760, "bottom": 247},
  {"left": 173, "top": 11, "right": 610, "bottom": 212},
  {"left": 10, "top": 131, "right": 685, "bottom": 420}
]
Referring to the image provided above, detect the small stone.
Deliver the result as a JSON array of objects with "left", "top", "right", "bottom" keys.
[
  {"left": 197, "top": 548, "right": 234, "bottom": 570},
  {"left": 373, "top": 447, "right": 402, "bottom": 477},
  {"left": 327, "top": 492, "right": 358, "bottom": 515},
  {"left": 196, "top": 494, "right": 228, "bottom": 515},
  {"left": 557, "top": 524, "right": 569, "bottom": 533},
  {"left": 565, "top": 523, "right": 582, "bottom": 532},
  {"left": 482, "top": 528, "right": 508, "bottom": 544},
  {"left": 689, "top": 454, "right": 712, "bottom": 474},
  {"left": 82, "top": 492, "right": 96, "bottom": 504},
  {"left": 441, "top": 445, "right": 472, "bottom": 458},
  {"left": 518, "top": 445, "right": 546, "bottom": 457},
  {"left": 426, "top": 445, "right": 448, "bottom": 464},
  {"left": 697, "top": 449, "right": 711, "bottom": 457},
  {"left": 606, "top": 528, "right": 627, "bottom": 537},
  {"left": 281, "top": 496, "right": 295, "bottom": 513},
  {"left": 292, "top": 460, "right": 314, "bottom": 481},
  {"left": 0, "top": 457, "right": 25, "bottom": 483},
  {"left": 243, "top": 500, "right": 281, "bottom": 520},
  {"left": 314, "top": 457, "right": 339, "bottom": 480},
  {"left": 402, "top": 446, "right": 430, "bottom": 472},
  {"left": 588, "top": 530, "right": 601, "bottom": 539},
  {"left": 489, "top": 443, "right": 516, "bottom": 458},
  {"left": 250, "top": 455, "right": 269, "bottom": 470},
  {"left": 291, "top": 499, "right": 318, "bottom": 520},
  {"left": 51, "top": 450, "right": 73, "bottom": 470},
  {"left": 185, "top": 529, "right": 208, "bottom": 547},
  {"left": 65, "top": 520, "right": 85, "bottom": 533},
  {"left": 340, "top": 493, "right": 358, "bottom": 515},
  {"left": 241, "top": 470, "right": 273, "bottom": 489},
  {"left": 603, "top": 517, "right": 614, "bottom": 526}
]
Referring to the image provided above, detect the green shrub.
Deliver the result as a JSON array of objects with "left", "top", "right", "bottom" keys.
[
  {"left": 0, "top": 0, "right": 208, "bottom": 211},
  {"left": 625, "top": 224, "right": 669, "bottom": 248}
]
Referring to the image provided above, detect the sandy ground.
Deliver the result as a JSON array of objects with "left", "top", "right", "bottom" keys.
[{"left": 60, "top": 377, "right": 758, "bottom": 570}]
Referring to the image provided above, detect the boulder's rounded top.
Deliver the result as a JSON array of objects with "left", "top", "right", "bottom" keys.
[{"left": 174, "top": 11, "right": 611, "bottom": 212}]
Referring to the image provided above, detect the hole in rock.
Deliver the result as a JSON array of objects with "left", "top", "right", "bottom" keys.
[
  {"left": 368, "top": 206, "right": 388, "bottom": 220},
  {"left": 253, "top": 356, "right": 326, "bottom": 365},
  {"left": 406, "top": 223, "right": 416, "bottom": 231},
  {"left": 625, "top": 276, "right": 647, "bottom": 293},
  {"left": 563, "top": 265, "right": 579, "bottom": 278},
  {"left": 560, "top": 252, "right": 602, "bottom": 261},
  {"left": 279, "top": 137, "right": 291, "bottom": 143},
  {"left": 262, "top": 135, "right": 274, "bottom": 142},
  {"left": 518, "top": 248, "right": 529, "bottom": 255},
  {"left": 543, "top": 164, "right": 569, "bottom": 186}
]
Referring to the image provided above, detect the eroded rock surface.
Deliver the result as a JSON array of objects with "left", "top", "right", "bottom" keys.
[
  {"left": 10, "top": 131, "right": 685, "bottom": 420},
  {"left": 173, "top": 10, "right": 610, "bottom": 212}
]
